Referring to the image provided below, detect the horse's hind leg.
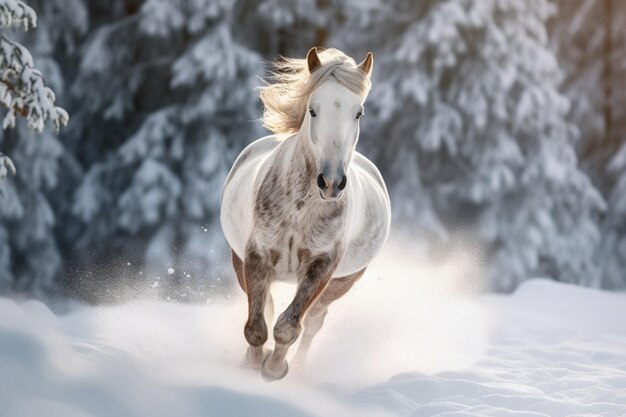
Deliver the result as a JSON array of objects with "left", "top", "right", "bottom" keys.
[
  {"left": 293, "top": 268, "right": 366, "bottom": 369},
  {"left": 292, "top": 303, "right": 327, "bottom": 370},
  {"left": 231, "top": 249, "right": 246, "bottom": 291},
  {"left": 241, "top": 245, "right": 274, "bottom": 369}
]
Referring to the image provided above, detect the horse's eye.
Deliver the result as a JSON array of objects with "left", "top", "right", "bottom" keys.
[
  {"left": 356, "top": 111, "right": 363, "bottom": 120},
  {"left": 309, "top": 108, "right": 317, "bottom": 117}
]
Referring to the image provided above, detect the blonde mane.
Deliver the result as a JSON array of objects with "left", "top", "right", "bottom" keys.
[{"left": 259, "top": 48, "right": 372, "bottom": 135}]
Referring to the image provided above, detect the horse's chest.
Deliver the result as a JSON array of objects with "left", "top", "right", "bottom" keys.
[
  {"left": 257, "top": 209, "right": 313, "bottom": 250},
  {"left": 255, "top": 202, "right": 345, "bottom": 276}
]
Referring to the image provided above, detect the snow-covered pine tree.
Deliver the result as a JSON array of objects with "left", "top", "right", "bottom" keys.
[
  {"left": 550, "top": 0, "right": 626, "bottom": 288},
  {"left": 237, "top": 0, "right": 340, "bottom": 58},
  {"left": 68, "top": 0, "right": 261, "bottom": 301},
  {"left": 549, "top": 1, "right": 606, "bottom": 171},
  {"left": 600, "top": 144, "right": 626, "bottom": 288},
  {"left": 0, "top": 0, "right": 83, "bottom": 295},
  {"left": 334, "top": 0, "right": 605, "bottom": 290}
]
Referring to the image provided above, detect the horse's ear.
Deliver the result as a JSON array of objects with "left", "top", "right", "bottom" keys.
[
  {"left": 357, "top": 52, "right": 374, "bottom": 78},
  {"left": 307, "top": 47, "right": 322, "bottom": 74}
]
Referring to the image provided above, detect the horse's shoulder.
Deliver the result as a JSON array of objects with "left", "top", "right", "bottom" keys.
[
  {"left": 352, "top": 152, "right": 387, "bottom": 193},
  {"left": 238, "top": 135, "right": 282, "bottom": 165},
  {"left": 224, "top": 135, "right": 282, "bottom": 190}
]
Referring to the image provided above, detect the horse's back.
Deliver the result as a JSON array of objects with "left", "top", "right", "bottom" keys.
[{"left": 221, "top": 135, "right": 282, "bottom": 258}]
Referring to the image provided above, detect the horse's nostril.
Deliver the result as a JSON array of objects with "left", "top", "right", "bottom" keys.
[
  {"left": 317, "top": 173, "right": 327, "bottom": 189},
  {"left": 338, "top": 175, "right": 347, "bottom": 190}
]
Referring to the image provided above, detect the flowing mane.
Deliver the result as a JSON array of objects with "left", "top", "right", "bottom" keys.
[{"left": 259, "top": 48, "right": 372, "bottom": 135}]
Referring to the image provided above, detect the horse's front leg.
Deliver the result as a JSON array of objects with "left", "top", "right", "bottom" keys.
[
  {"left": 262, "top": 253, "right": 336, "bottom": 380},
  {"left": 243, "top": 245, "right": 274, "bottom": 369}
]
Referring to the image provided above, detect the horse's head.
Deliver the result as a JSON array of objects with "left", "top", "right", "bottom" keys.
[
  {"left": 304, "top": 48, "right": 373, "bottom": 200},
  {"left": 259, "top": 47, "right": 373, "bottom": 200}
]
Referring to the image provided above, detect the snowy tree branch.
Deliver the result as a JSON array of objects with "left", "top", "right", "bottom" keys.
[
  {"left": 0, "top": 33, "right": 69, "bottom": 133},
  {"left": 0, "top": 0, "right": 35, "bottom": 30},
  {"left": 0, "top": 151, "right": 15, "bottom": 179},
  {"left": 0, "top": 0, "right": 68, "bottom": 181}
]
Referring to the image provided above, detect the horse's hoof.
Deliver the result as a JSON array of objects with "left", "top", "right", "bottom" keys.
[
  {"left": 243, "top": 346, "right": 266, "bottom": 370},
  {"left": 261, "top": 355, "right": 289, "bottom": 381}
]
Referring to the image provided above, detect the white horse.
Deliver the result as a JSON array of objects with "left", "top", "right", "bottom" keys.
[{"left": 220, "top": 47, "right": 390, "bottom": 380}]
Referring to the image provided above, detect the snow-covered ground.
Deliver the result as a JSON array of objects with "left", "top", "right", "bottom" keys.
[{"left": 1, "top": 244, "right": 625, "bottom": 417}]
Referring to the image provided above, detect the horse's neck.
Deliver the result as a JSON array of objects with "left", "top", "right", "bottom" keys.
[{"left": 280, "top": 131, "right": 315, "bottom": 193}]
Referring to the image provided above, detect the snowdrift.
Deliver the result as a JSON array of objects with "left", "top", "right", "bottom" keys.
[{"left": 1, "top": 273, "right": 625, "bottom": 416}]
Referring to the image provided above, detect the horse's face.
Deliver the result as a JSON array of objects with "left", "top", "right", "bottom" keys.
[{"left": 306, "top": 80, "right": 364, "bottom": 200}]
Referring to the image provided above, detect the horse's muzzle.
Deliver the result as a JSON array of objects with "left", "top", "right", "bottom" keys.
[{"left": 317, "top": 172, "right": 347, "bottom": 200}]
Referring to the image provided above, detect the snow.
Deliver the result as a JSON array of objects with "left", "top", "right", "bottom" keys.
[
  {"left": 1, "top": 244, "right": 625, "bottom": 417},
  {"left": 352, "top": 281, "right": 626, "bottom": 416},
  {"left": 0, "top": 0, "right": 36, "bottom": 30}
]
